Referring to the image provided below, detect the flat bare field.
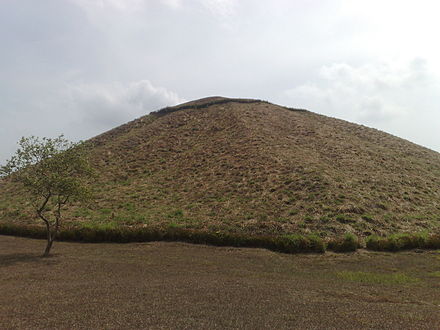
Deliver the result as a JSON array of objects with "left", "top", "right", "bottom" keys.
[{"left": 1, "top": 235, "right": 439, "bottom": 329}]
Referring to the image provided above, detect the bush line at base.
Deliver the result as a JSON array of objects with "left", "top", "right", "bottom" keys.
[
  {"left": 0, "top": 224, "right": 325, "bottom": 254},
  {"left": 366, "top": 233, "right": 440, "bottom": 251},
  {"left": 1, "top": 223, "right": 439, "bottom": 253}
]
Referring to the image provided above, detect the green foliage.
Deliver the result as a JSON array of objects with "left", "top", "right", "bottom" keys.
[
  {"left": 366, "top": 233, "right": 440, "bottom": 251},
  {"left": 282, "top": 234, "right": 326, "bottom": 253},
  {"left": 72, "top": 207, "right": 92, "bottom": 218},
  {"left": 99, "top": 208, "right": 113, "bottom": 215},
  {"left": 81, "top": 221, "right": 118, "bottom": 231},
  {"left": 303, "top": 215, "right": 314, "bottom": 223},
  {"left": 168, "top": 209, "right": 184, "bottom": 218},
  {"left": 2, "top": 222, "right": 440, "bottom": 255},
  {"left": 328, "top": 233, "right": 359, "bottom": 252},
  {"left": 335, "top": 214, "right": 354, "bottom": 223},
  {"left": 0, "top": 223, "right": 325, "bottom": 254},
  {"left": 319, "top": 216, "right": 331, "bottom": 223},
  {"left": 1, "top": 136, "right": 93, "bottom": 202},
  {"left": 0, "top": 135, "right": 93, "bottom": 256},
  {"left": 168, "top": 222, "right": 181, "bottom": 229},
  {"left": 361, "top": 214, "right": 374, "bottom": 222},
  {"left": 0, "top": 223, "right": 46, "bottom": 239},
  {"left": 424, "top": 234, "right": 440, "bottom": 249}
]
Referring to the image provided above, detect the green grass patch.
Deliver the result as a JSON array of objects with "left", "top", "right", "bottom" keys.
[
  {"left": 361, "top": 214, "right": 374, "bottom": 222},
  {"left": 282, "top": 234, "right": 326, "bottom": 253},
  {"left": 327, "top": 233, "right": 359, "bottom": 252},
  {"left": 366, "top": 232, "right": 440, "bottom": 251},
  {"left": 167, "top": 209, "right": 184, "bottom": 218},
  {"left": 72, "top": 208, "right": 92, "bottom": 218},
  {"left": 81, "top": 222, "right": 118, "bottom": 231},
  {"left": 337, "top": 271, "right": 419, "bottom": 285},
  {"left": 335, "top": 214, "right": 354, "bottom": 223},
  {"left": 119, "top": 202, "right": 135, "bottom": 212},
  {"left": 99, "top": 208, "right": 112, "bottom": 215}
]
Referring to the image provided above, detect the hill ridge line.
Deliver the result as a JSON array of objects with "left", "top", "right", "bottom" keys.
[
  {"left": 153, "top": 97, "right": 309, "bottom": 117},
  {"left": 90, "top": 97, "right": 309, "bottom": 147},
  {"left": 153, "top": 98, "right": 265, "bottom": 117}
]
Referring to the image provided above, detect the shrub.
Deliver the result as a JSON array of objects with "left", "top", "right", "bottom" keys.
[
  {"left": 366, "top": 235, "right": 382, "bottom": 250},
  {"left": 0, "top": 223, "right": 326, "bottom": 254},
  {"left": 366, "top": 234, "right": 409, "bottom": 251},
  {"left": 366, "top": 232, "right": 440, "bottom": 251},
  {"left": 281, "top": 234, "right": 326, "bottom": 253},
  {"left": 0, "top": 223, "right": 46, "bottom": 239},
  {"left": 423, "top": 234, "right": 440, "bottom": 249},
  {"left": 2, "top": 222, "right": 437, "bottom": 254},
  {"left": 328, "top": 233, "right": 359, "bottom": 252}
]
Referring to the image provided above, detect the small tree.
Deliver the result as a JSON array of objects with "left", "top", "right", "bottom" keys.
[{"left": 0, "top": 135, "right": 93, "bottom": 257}]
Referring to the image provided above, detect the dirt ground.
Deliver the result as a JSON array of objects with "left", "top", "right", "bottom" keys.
[{"left": 1, "top": 236, "right": 439, "bottom": 329}]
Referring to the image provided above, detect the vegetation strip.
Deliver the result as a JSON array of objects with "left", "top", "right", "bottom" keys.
[
  {"left": 0, "top": 224, "right": 325, "bottom": 254},
  {"left": 2, "top": 223, "right": 439, "bottom": 253},
  {"left": 366, "top": 233, "right": 440, "bottom": 251},
  {"left": 327, "top": 233, "right": 360, "bottom": 252}
]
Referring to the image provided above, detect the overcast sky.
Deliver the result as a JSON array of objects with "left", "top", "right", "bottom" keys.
[{"left": 1, "top": 0, "right": 440, "bottom": 163}]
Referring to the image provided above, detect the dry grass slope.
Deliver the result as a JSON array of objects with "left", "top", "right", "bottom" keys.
[{"left": 1, "top": 97, "right": 440, "bottom": 239}]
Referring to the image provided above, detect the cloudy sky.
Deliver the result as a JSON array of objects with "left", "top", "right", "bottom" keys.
[{"left": 1, "top": 0, "right": 440, "bottom": 162}]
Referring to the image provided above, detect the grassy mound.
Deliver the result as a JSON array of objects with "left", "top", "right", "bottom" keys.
[{"left": 2, "top": 97, "right": 440, "bottom": 239}]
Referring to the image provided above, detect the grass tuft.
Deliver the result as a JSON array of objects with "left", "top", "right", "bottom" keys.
[
  {"left": 366, "top": 233, "right": 440, "bottom": 251},
  {"left": 327, "top": 233, "right": 359, "bottom": 252}
]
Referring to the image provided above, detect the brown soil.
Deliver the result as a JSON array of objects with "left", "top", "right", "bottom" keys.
[{"left": 1, "top": 235, "right": 439, "bottom": 329}]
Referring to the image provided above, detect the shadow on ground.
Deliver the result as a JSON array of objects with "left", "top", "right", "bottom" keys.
[{"left": 0, "top": 253, "right": 58, "bottom": 267}]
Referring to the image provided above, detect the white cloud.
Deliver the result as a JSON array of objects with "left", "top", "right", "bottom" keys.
[
  {"left": 3, "top": 0, "right": 440, "bottom": 161},
  {"left": 285, "top": 59, "right": 438, "bottom": 124},
  {"left": 72, "top": 0, "right": 236, "bottom": 15},
  {"left": 161, "top": 0, "right": 182, "bottom": 9},
  {"left": 200, "top": 0, "right": 237, "bottom": 17},
  {"left": 68, "top": 80, "right": 185, "bottom": 129},
  {"left": 71, "top": 0, "right": 146, "bottom": 11},
  {"left": 283, "top": 58, "right": 440, "bottom": 152},
  {"left": 0, "top": 79, "right": 183, "bottom": 164}
]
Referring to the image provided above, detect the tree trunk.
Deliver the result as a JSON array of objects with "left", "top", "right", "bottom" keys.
[
  {"left": 38, "top": 196, "right": 62, "bottom": 257},
  {"left": 42, "top": 222, "right": 58, "bottom": 257},
  {"left": 38, "top": 195, "right": 53, "bottom": 257},
  {"left": 43, "top": 237, "right": 54, "bottom": 257},
  {"left": 42, "top": 217, "right": 60, "bottom": 257}
]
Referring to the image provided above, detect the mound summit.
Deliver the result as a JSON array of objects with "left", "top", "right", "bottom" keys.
[{"left": 2, "top": 96, "right": 440, "bottom": 238}]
